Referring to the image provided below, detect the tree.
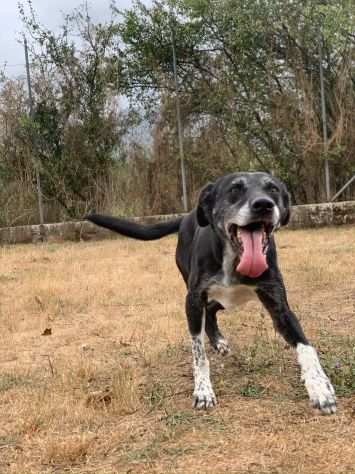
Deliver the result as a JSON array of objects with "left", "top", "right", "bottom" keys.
[
  {"left": 116, "top": 0, "right": 355, "bottom": 203},
  {"left": 18, "top": 1, "right": 129, "bottom": 216}
]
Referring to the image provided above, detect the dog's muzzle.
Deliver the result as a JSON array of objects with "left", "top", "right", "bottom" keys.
[{"left": 226, "top": 200, "right": 278, "bottom": 278}]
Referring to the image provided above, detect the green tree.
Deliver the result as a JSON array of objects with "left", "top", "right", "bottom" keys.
[
  {"left": 18, "top": 1, "right": 128, "bottom": 216},
  {"left": 116, "top": 0, "right": 355, "bottom": 203}
]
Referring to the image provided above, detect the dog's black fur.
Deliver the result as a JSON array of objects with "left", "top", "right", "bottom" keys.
[{"left": 87, "top": 172, "right": 336, "bottom": 415}]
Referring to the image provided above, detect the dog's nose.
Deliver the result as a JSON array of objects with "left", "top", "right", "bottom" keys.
[{"left": 251, "top": 198, "right": 274, "bottom": 214}]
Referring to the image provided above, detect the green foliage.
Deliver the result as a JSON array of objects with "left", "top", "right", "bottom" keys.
[
  {"left": 11, "top": 1, "right": 129, "bottom": 218},
  {"left": 319, "top": 336, "right": 355, "bottom": 397},
  {"left": 239, "top": 382, "right": 266, "bottom": 398},
  {"left": 116, "top": 0, "right": 355, "bottom": 203}
]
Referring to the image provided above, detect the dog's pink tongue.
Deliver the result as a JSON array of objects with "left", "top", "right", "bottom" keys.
[{"left": 236, "top": 228, "right": 268, "bottom": 278}]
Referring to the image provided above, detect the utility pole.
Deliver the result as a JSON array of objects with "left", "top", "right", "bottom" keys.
[
  {"left": 319, "top": 38, "right": 331, "bottom": 201},
  {"left": 170, "top": 18, "right": 188, "bottom": 212},
  {"left": 24, "top": 36, "right": 45, "bottom": 226}
]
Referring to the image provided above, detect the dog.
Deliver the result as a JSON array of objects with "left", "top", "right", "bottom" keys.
[{"left": 87, "top": 172, "right": 336, "bottom": 415}]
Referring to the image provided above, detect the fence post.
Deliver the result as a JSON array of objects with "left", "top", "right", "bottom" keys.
[
  {"left": 24, "top": 36, "right": 45, "bottom": 227},
  {"left": 319, "top": 38, "right": 331, "bottom": 202},
  {"left": 170, "top": 15, "right": 188, "bottom": 212}
]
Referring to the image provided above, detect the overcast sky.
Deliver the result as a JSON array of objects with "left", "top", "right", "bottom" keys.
[{"left": 0, "top": 0, "right": 137, "bottom": 78}]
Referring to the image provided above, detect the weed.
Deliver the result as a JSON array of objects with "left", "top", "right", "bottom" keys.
[
  {"left": 110, "top": 364, "right": 141, "bottom": 414},
  {"left": 41, "top": 434, "right": 94, "bottom": 467},
  {"left": 162, "top": 410, "right": 195, "bottom": 428},
  {"left": 125, "top": 439, "right": 161, "bottom": 464},
  {"left": 144, "top": 380, "right": 169, "bottom": 411},
  {"left": 239, "top": 382, "right": 266, "bottom": 398},
  {"left": 319, "top": 336, "right": 355, "bottom": 397},
  {"left": 239, "top": 323, "right": 286, "bottom": 376},
  {"left": 0, "top": 373, "right": 31, "bottom": 392},
  {"left": 0, "top": 274, "right": 17, "bottom": 283},
  {"left": 162, "top": 445, "right": 195, "bottom": 457},
  {"left": 22, "top": 416, "right": 45, "bottom": 435},
  {"left": 0, "top": 435, "right": 18, "bottom": 448}
]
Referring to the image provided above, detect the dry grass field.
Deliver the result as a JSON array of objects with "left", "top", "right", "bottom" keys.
[{"left": 0, "top": 226, "right": 355, "bottom": 473}]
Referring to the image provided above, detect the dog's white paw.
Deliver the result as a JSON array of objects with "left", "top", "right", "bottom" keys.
[
  {"left": 192, "top": 386, "right": 217, "bottom": 409},
  {"left": 305, "top": 373, "right": 336, "bottom": 415},
  {"left": 297, "top": 344, "right": 336, "bottom": 416},
  {"left": 215, "top": 338, "right": 230, "bottom": 356}
]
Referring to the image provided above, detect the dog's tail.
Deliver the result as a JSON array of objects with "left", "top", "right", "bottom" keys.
[{"left": 86, "top": 214, "right": 183, "bottom": 241}]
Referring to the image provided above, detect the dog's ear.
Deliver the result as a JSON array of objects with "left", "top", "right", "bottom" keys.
[
  {"left": 196, "top": 183, "right": 215, "bottom": 227},
  {"left": 280, "top": 186, "right": 291, "bottom": 226}
]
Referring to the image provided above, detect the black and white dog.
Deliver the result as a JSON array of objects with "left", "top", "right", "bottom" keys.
[{"left": 87, "top": 172, "right": 336, "bottom": 415}]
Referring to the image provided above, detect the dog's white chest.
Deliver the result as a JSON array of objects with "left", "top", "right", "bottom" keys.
[{"left": 208, "top": 283, "right": 257, "bottom": 309}]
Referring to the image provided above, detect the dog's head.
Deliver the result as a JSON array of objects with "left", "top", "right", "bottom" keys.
[{"left": 197, "top": 172, "right": 290, "bottom": 278}]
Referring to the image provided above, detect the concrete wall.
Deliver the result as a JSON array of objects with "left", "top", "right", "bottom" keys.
[
  {"left": 287, "top": 200, "right": 355, "bottom": 229},
  {"left": 0, "top": 201, "right": 354, "bottom": 245}
]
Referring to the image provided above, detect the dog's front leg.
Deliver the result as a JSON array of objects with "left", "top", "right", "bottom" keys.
[
  {"left": 205, "top": 301, "right": 230, "bottom": 355},
  {"left": 257, "top": 279, "right": 336, "bottom": 415},
  {"left": 186, "top": 291, "right": 216, "bottom": 409}
]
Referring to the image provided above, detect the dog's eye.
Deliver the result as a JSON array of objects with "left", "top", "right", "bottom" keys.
[
  {"left": 229, "top": 183, "right": 245, "bottom": 201},
  {"left": 266, "top": 184, "right": 279, "bottom": 194}
]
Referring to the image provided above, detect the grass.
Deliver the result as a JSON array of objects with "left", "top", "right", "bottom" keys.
[
  {"left": 318, "top": 336, "right": 355, "bottom": 397},
  {"left": 0, "top": 226, "right": 354, "bottom": 473},
  {"left": 0, "top": 373, "right": 32, "bottom": 392}
]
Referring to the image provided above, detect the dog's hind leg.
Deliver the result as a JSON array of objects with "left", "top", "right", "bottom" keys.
[
  {"left": 186, "top": 291, "right": 217, "bottom": 409},
  {"left": 205, "top": 301, "right": 230, "bottom": 356},
  {"left": 257, "top": 277, "right": 336, "bottom": 415}
]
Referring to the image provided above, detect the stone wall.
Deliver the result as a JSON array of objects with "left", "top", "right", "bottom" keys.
[
  {"left": 0, "top": 202, "right": 354, "bottom": 245},
  {"left": 287, "top": 201, "right": 355, "bottom": 229}
]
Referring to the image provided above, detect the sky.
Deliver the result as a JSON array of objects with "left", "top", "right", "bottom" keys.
[{"left": 0, "top": 0, "right": 136, "bottom": 78}]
